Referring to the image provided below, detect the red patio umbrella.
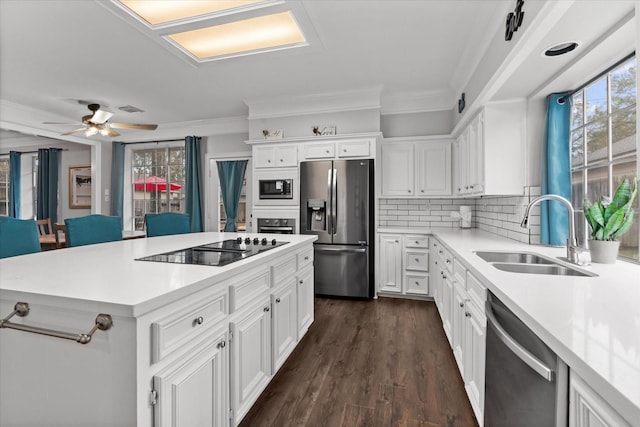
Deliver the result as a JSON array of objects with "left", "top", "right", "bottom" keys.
[{"left": 133, "top": 176, "right": 182, "bottom": 192}]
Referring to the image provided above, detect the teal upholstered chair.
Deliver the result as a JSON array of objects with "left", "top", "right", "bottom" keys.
[
  {"left": 64, "top": 214, "right": 122, "bottom": 247},
  {"left": 145, "top": 212, "right": 191, "bottom": 237},
  {"left": 0, "top": 217, "right": 42, "bottom": 258}
]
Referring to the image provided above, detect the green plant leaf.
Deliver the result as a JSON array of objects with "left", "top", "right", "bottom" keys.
[
  {"left": 602, "top": 208, "right": 624, "bottom": 240},
  {"left": 611, "top": 177, "right": 631, "bottom": 209},
  {"left": 595, "top": 227, "right": 605, "bottom": 240},
  {"left": 586, "top": 203, "right": 605, "bottom": 227},
  {"left": 612, "top": 209, "right": 635, "bottom": 240}
]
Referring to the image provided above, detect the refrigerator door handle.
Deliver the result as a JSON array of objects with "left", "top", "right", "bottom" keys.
[
  {"left": 315, "top": 246, "right": 367, "bottom": 253},
  {"left": 327, "top": 168, "right": 333, "bottom": 235},
  {"left": 331, "top": 168, "right": 337, "bottom": 235}
]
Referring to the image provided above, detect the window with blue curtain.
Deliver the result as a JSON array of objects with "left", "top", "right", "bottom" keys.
[
  {"left": 217, "top": 160, "right": 248, "bottom": 232},
  {"left": 9, "top": 151, "right": 21, "bottom": 218}
]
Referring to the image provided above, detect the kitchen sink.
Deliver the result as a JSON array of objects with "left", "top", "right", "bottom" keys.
[
  {"left": 474, "top": 251, "right": 597, "bottom": 277},
  {"left": 475, "top": 251, "right": 554, "bottom": 264},
  {"left": 491, "top": 262, "right": 596, "bottom": 277}
]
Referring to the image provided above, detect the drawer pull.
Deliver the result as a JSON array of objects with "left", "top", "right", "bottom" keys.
[
  {"left": 275, "top": 298, "right": 281, "bottom": 303},
  {"left": 459, "top": 302, "right": 465, "bottom": 308},
  {"left": 415, "top": 241, "right": 419, "bottom": 244},
  {"left": 299, "top": 280, "right": 304, "bottom": 284},
  {"left": 465, "top": 312, "right": 471, "bottom": 318},
  {"left": 264, "top": 306, "right": 270, "bottom": 312},
  {"left": 446, "top": 259, "right": 451, "bottom": 264},
  {"left": 217, "top": 340, "right": 226, "bottom": 349},
  {"left": 304, "top": 256, "right": 309, "bottom": 261},
  {"left": 194, "top": 316, "right": 204, "bottom": 326},
  {"left": 415, "top": 281, "right": 420, "bottom": 286}
]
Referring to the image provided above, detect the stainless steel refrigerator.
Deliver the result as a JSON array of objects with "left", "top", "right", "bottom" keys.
[{"left": 299, "top": 159, "right": 374, "bottom": 298}]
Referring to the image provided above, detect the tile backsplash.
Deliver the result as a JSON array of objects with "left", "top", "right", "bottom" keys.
[{"left": 378, "top": 186, "right": 541, "bottom": 244}]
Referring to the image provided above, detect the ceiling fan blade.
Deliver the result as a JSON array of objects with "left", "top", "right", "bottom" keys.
[
  {"left": 61, "top": 127, "right": 87, "bottom": 136},
  {"left": 104, "top": 127, "right": 120, "bottom": 137},
  {"left": 109, "top": 122, "right": 158, "bottom": 130},
  {"left": 90, "top": 109, "right": 114, "bottom": 124},
  {"left": 43, "top": 121, "right": 79, "bottom": 125}
]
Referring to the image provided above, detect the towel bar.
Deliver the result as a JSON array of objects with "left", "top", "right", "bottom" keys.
[{"left": 0, "top": 302, "right": 113, "bottom": 344}]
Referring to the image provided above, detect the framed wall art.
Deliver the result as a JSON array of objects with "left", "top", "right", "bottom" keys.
[{"left": 69, "top": 165, "right": 92, "bottom": 209}]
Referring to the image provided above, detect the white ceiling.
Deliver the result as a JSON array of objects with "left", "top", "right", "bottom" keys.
[
  {"left": 0, "top": 1, "right": 637, "bottom": 145},
  {"left": 0, "top": 0, "right": 507, "bottom": 142}
]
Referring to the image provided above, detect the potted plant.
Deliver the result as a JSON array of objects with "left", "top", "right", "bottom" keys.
[{"left": 583, "top": 177, "right": 638, "bottom": 263}]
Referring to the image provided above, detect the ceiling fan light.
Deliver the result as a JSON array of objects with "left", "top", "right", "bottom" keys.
[
  {"left": 85, "top": 126, "right": 98, "bottom": 137},
  {"left": 99, "top": 126, "right": 111, "bottom": 136}
]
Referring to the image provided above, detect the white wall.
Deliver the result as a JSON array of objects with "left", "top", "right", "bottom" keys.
[{"left": 381, "top": 110, "right": 452, "bottom": 137}]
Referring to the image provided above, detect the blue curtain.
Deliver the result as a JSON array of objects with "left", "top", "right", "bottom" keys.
[
  {"left": 541, "top": 92, "right": 573, "bottom": 246},
  {"left": 37, "top": 148, "right": 60, "bottom": 224},
  {"left": 110, "top": 142, "right": 126, "bottom": 227},
  {"left": 185, "top": 136, "right": 203, "bottom": 232},
  {"left": 217, "top": 160, "right": 248, "bottom": 232},
  {"left": 9, "top": 151, "right": 21, "bottom": 218}
]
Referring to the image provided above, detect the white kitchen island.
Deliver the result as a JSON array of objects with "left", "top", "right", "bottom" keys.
[{"left": 0, "top": 232, "right": 316, "bottom": 427}]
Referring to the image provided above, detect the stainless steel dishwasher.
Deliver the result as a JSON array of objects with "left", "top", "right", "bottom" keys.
[{"left": 484, "top": 291, "right": 568, "bottom": 427}]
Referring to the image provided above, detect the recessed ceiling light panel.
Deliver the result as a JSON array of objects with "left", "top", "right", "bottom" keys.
[
  {"left": 117, "top": 0, "right": 267, "bottom": 26},
  {"left": 166, "top": 11, "right": 306, "bottom": 61}
]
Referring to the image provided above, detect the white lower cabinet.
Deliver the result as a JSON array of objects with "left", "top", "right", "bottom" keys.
[
  {"left": 462, "top": 291, "right": 486, "bottom": 425},
  {"left": 378, "top": 234, "right": 403, "bottom": 293},
  {"left": 569, "top": 372, "right": 632, "bottom": 427},
  {"left": 271, "top": 278, "right": 298, "bottom": 373},
  {"left": 297, "top": 265, "right": 314, "bottom": 338},
  {"left": 229, "top": 294, "right": 272, "bottom": 425},
  {"left": 378, "top": 233, "right": 430, "bottom": 296},
  {"left": 153, "top": 330, "right": 229, "bottom": 427},
  {"left": 451, "top": 280, "right": 466, "bottom": 374}
]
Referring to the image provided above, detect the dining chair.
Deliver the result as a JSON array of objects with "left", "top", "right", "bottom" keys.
[
  {"left": 54, "top": 223, "right": 67, "bottom": 249},
  {"left": 64, "top": 214, "right": 122, "bottom": 247},
  {"left": 145, "top": 212, "right": 191, "bottom": 237},
  {"left": 0, "top": 217, "right": 42, "bottom": 258},
  {"left": 36, "top": 218, "right": 53, "bottom": 236}
]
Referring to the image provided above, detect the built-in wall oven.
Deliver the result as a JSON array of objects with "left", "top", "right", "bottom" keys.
[
  {"left": 257, "top": 218, "right": 295, "bottom": 234},
  {"left": 484, "top": 291, "right": 568, "bottom": 427}
]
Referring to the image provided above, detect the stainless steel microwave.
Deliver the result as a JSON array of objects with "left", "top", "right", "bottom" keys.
[{"left": 258, "top": 179, "right": 293, "bottom": 199}]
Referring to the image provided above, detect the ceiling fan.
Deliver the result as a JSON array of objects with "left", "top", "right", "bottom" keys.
[{"left": 44, "top": 104, "right": 158, "bottom": 137}]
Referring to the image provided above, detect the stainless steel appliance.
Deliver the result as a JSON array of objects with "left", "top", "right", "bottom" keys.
[
  {"left": 484, "top": 291, "right": 568, "bottom": 427},
  {"left": 257, "top": 218, "right": 295, "bottom": 234},
  {"left": 136, "top": 238, "right": 288, "bottom": 267},
  {"left": 299, "top": 159, "right": 374, "bottom": 298},
  {"left": 258, "top": 178, "right": 293, "bottom": 199}
]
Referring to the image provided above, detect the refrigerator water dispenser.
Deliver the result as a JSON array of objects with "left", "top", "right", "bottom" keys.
[{"left": 306, "top": 198, "right": 327, "bottom": 231}]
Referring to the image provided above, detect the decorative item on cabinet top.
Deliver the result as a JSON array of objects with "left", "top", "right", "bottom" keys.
[
  {"left": 262, "top": 129, "right": 284, "bottom": 140},
  {"left": 312, "top": 125, "right": 336, "bottom": 136}
]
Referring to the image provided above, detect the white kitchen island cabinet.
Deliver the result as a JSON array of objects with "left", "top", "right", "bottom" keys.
[{"left": 0, "top": 232, "right": 316, "bottom": 427}]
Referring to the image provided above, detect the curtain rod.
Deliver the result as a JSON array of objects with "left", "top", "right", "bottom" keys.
[
  {"left": 0, "top": 148, "right": 69, "bottom": 156},
  {"left": 118, "top": 138, "right": 186, "bottom": 145},
  {"left": 559, "top": 51, "right": 635, "bottom": 103}
]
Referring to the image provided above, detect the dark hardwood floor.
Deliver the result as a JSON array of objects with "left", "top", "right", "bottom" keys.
[{"left": 239, "top": 297, "right": 479, "bottom": 427}]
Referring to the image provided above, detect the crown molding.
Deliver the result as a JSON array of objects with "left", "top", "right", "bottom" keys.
[{"left": 245, "top": 87, "right": 382, "bottom": 119}]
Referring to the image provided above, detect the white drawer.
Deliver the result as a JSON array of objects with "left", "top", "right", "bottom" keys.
[
  {"left": 337, "top": 140, "right": 370, "bottom": 157},
  {"left": 405, "top": 273, "right": 429, "bottom": 295},
  {"left": 406, "top": 251, "right": 429, "bottom": 271},
  {"left": 466, "top": 271, "right": 486, "bottom": 309},
  {"left": 405, "top": 235, "right": 429, "bottom": 248},
  {"left": 298, "top": 247, "right": 314, "bottom": 270},
  {"left": 151, "top": 290, "right": 227, "bottom": 364},
  {"left": 303, "top": 143, "right": 335, "bottom": 159},
  {"left": 273, "top": 253, "right": 297, "bottom": 286},
  {"left": 229, "top": 269, "right": 270, "bottom": 312},
  {"left": 453, "top": 258, "right": 466, "bottom": 286}
]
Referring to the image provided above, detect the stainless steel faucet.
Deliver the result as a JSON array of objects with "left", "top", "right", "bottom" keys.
[{"left": 521, "top": 194, "right": 590, "bottom": 266}]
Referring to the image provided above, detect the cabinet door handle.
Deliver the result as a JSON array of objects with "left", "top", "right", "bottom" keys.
[
  {"left": 465, "top": 312, "right": 471, "bottom": 318},
  {"left": 415, "top": 281, "right": 420, "bottom": 285},
  {"left": 304, "top": 256, "right": 309, "bottom": 260},
  {"left": 264, "top": 306, "right": 270, "bottom": 312},
  {"left": 446, "top": 259, "right": 451, "bottom": 264},
  {"left": 343, "top": 148, "right": 347, "bottom": 152},
  {"left": 194, "top": 316, "right": 204, "bottom": 326},
  {"left": 267, "top": 159, "right": 271, "bottom": 163},
  {"left": 439, "top": 250, "right": 443, "bottom": 254},
  {"left": 415, "top": 241, "right": 419, "bottom": 244},
  {"left": 280, "top": 158, "right": 284, "bottom": 162},
  {"left": 408, "top": 190, "right": 411, "bottom": 193},
  {"left": 299, "top": 280, "right": 304, "bottom": 284},
  {"left": 421, "top": 189, "right": 425, "bottom": 193},
  {"left": 326, "top": 150, "right": 330, "bottom": 153},
  {"left": 217, "top": 340, "right": 226, "bottom": 349},
  {"left": 415, "top": 258, "right": 420, "bottom": 262},
  {"left": 459, "top": 302, "right": 465, "bottom": 308},
  {"left": 275, "top": 298, "right": 281, "bottom": 303}
]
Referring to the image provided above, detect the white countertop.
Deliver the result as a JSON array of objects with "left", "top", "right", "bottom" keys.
[
  {"left": 381, "top": 227, "right": 640, "bottom": 423},
  {"left": 0, "top": 233, "right": 316, "bottom": 317}
]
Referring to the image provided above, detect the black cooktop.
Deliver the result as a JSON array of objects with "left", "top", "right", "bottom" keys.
[{"left": 136, "top": 237, "right": 288, "bottom": 267}]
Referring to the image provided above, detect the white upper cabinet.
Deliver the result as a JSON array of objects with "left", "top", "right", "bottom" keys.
[
  {"left": 454, "top": 99, "right": 526, "bottom": 196},
  {"left": 299, "top": 136, "right": 375, "bottom": 161},
  {"left": 253, "top": 144, "right": 298, "bottom": 168},
  {"left": 380, "top": 137, "right": 452, "bottom": 197}
]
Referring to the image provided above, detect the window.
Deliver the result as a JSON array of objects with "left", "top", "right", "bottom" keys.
[
  {"left": 570, "top": 55, "right": 638, "bottom": 262},
  {"left": 0, "top": 158, "right": 9, "bottom": 216},
  {"left": 131, "top": 146, "right": 185, "bottom": 231},
  {"left": 218, "top": 177, "right": 247, "bottom": 232}
]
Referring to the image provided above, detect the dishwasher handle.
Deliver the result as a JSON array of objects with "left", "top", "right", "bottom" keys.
[{"left": 485, "top": 300, "right": 555, "bottom": 382}]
